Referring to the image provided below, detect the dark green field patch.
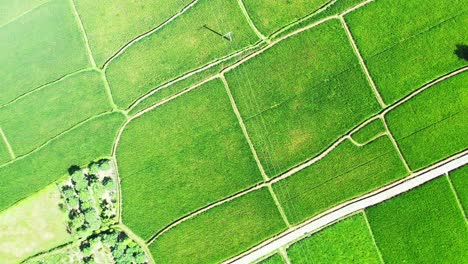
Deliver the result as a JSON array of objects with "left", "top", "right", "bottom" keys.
[
  {"left": 366, "top": 176, "right": 468, "bottom": 263},
  {"left": 449, "top": 165, "right": 468, "bottom": 217},
  {"left": 118, "top": 79, "right": 263, "bottom": 240},
  {"left": 351, "top": 118, "right": 386, "bottom": 145},
  {"left": 75, "top": 0, "right": 192, "bottom": 67},
  {"left": 273, "top": 136, "right": 407, "bottom": 225},
  {"left": 0, "top": 70, "right": 111, "bottom": 156},
  {"left": 226, "top": 20, "right": 380, "bottom": 176},
  {"left": 287, "top": 213, "right": 382, "bottom": 263},
  {"left": 386, "top": 72, "right": 468, "bottom": 171},
  {"left": 149, "top": 188, "right": 287, "bottom": 264},
  {"left": 241, "top": 0, "right": 330, "bottom": 36},
  {"left": 0, "top": 0, "right": 89, "bottom": 106},
  {"left": 258, "top": 253, "right": 285, "bottom": 264},
  {"left": 0, "top": 112, "right": 125, "bottom": 212},
  {"left": 106, "top": 0, "right": 259, "bottom": 109}
]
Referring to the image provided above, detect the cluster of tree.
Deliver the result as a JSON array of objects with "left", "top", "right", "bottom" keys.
[
  {"left": 80, "top": 229, "right": 148, "bottom": 264},
  {"left": 59, "top": 159, "right": 117, "bottom": 237}
]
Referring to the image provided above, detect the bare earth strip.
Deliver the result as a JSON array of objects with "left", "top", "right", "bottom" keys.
[{"left": 228, "top": 151, "right": 468, "bottom": 264}]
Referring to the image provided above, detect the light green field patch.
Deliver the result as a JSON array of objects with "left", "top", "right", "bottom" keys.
[
  {"left": 75, "top": 0, "right": 192, "bottom": 67},
  {"left": 226, "top": 20, "right": 380, "bottom": 176},
  {"left": 351, "top": 118, "right": 386, "bottom": 145},
  {"left": 386, "top": 72, "right": 468, "bottom": 171},
  {"left": 287, "top": 213, "right": 382, "bottom": 263},
  {"left": 149, "top": 188, "right": 287, "bottom": 264},
  {"left": 449, "top": 165, "right": 468, "bottom": 217},
  {"left": 0, "top": 137, "right": 12, "bottom": 165},
  {"left": 273, "top": 136, "right": 408, "bottom": 225},
  {"left": 119, "top": 79, "right": 263, "bottom": 240},
  {"left": 0, "top": 0, "right": 89, "bottom": 106},
  {"left": 241, "top": 0, "right": 330, "bottom": 35},
  {"left": 0, "top": 184, "right": 71, "bottom": 264},
  {"left": 106, "top": 0, "right": 259, "bottom": 109},
  {"left": 257, "top": 253, "right": 285, "bottom": 264},
  {"left": 0, "top": 70, "right": 111, "bottom": 156},
  {"left": 0, "top": 112, "right": 125, "bottom": 212},
  {"left": 0, "top": 0, "right": 48, "bottom": 25},
  {"left": 366, "top": 176, "right": 468, "bottom": 263},
  {"left": 363, "top": 12, "right": 468, "bottom": 104},
  {"left": 345, "top": 0, "right": 467, "bottom": 58}
]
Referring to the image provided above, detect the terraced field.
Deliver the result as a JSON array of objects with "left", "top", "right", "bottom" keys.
[{"left": 0, "top": 0, "right": 466, "bottom": 263}]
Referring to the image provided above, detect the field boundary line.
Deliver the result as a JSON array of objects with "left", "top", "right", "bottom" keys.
[
  {"left": 136, "top": 67, "right": 467, "bottom": 247},
  {"left": 0, "top": 0, "right": 52, "bottom": 29},
  {"left": 349, "top": 132, "right": 387, "bottom": 147},
  {"left": 99, "top": 71, "right": 119, "bottom": 111},
  {"left": 0, "top": 111, "right": 113, "bottom": 170},
  {"left": 0, "top": 127, "right": 15, "bottom": 159},
  {"left": 278, "top": 247, "right": 291, "bottom": 264},
  {"left": 340, "top": 16, "right": 386, "bottom": 108},
  {"left": 227, "top": 151, "right": 468, "bottom": 263},
  {"left": 236, "top": 0, "right": 268, "bottom": 41},
  {"left": 362, "top": 210, "right": 386, "bottom": 264},
  {"left": 381, "top": 117, "right": 412, "bottom": 173},
  {"left": 445, "top": 173, "right": 468, "bottom": 223},
  {"left": 127, "top": 41, "right": 264, "bottom": 112},
  {"left": 268, "top": 185, "right": 291, "bottom": 227},
  {"left": 341, "top": 0, "right": 374, "bottom": 16},
  {"left": 69, "top": 0, "right": 96, "bottom": 68},
  {"left": 0, "top": 68, "right": 93, "bottom": 111},
  {"left": 102, "top": 0, "right": 199, "bottom": 70},
  {"left": 221, "top": 75, "right": 269, "bottom": 181}
]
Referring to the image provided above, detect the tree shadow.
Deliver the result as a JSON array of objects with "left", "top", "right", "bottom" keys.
[{"left": 454, "top": 44, "right": 468, "bottom": 61}]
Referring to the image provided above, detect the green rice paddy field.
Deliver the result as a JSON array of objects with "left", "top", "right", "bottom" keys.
[{"left": 0, "top": 0, "right": 466, "bottom": 263}]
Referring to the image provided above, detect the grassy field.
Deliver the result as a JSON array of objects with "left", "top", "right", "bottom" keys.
[
  {"left": 106, "top": 0, "right": 259, "bottom": 109},
  {"left": 0, "top": 70, "right": 110, "bottom": 156},
  {"left": 0, "top": 140, "right": 11, "bottom": 165},
  {"left": 0, "top": 0, "right": 48, "bottom": 25},
  {"left": 0, "top": 184, "right": 71, "bottom": 264},
  {"left": 258, "top": 253, "right": 284, "bottom": 264},
  {"left": 0, "top": 0, "right": 88, "bottom": 106},
  {"left": 273, "top": 136, "right": 407, "bottom": 225},
  {"left": 287, "top": 213, "right": 382, "bottom": 263},
  {"left": 149, "top": 188, "right": 287, "bottom": 264},
  {"left": 241, "top": 0, "right": 330, "bottom": 35},
  {"left": 385, "top": 72, "right": 468, "bottom": 171},
  {"left": 273, "top": 0, "right": 364, "bottom": 40},
  {"left": 226, "top": 20, "right": 380, "bottom": 176},
  {"left": 118, "top": 79, "right": 263, "bottom": 240},
  {"left": 449, "top": 165, "right": 468, "bottom": 217},
  {"left": 75, "top": 0, "right": 192, "bottom": 67},
  {"left": 366, "top": 176, "right": 468, "bottom": 263},
  {"left": 0, "top": 112, "right": 125, "bottom": 212},
  {"left": 346, "top": 0, "right": 468, "bottom": 103},
  {"left": 351, "top": 118, "right": 386, "bottom": 145}
]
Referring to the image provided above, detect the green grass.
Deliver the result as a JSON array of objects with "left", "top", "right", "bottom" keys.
[
  {"left": 366, "top": 176, "right": 468, "bottom": 263},
  {"left": 364, "top": 13, "right": 468, "bottom": 104},
  {"left": 272, "top": 0, "right": 365, "bottom": 40},
  {"left": 273, "top": 136, "right": 408, "bottom": 225},
  {"left": 75, "top": 0, "right": 192, "bottom": 67},
  {"left": 241, "top": 0, "right": 330, "bottom": 36},
  {"left": 226, "top": 20, "right": 380, "bottom": 176},
  {"left": 149, "top": 188, "right": 287, "bottom": 264},
  {"left": 0, "top": 139, "right": 11, "bottom": 165},
  {"left": 105, "top": 0, "right": 259, "bottom": 109},
  {"left": 346, "top": 1, "right": 468, "bottom": 104},
  {"left": 0, "top": 0, "right": 89, "bottom": 106},
  {"left": 118, "top": 79, "right": 263, "bottom": 240},
  {"left": 0, "top": 184, "right": 71, "bottom": 263},
  {"left": 257, "top": 253, "right": 285, "bottom": 264},
  {"left": 0, "top": 0, "right": 48, "bottom": 25},
  {"left": 287, "top": 213, "right": 382, "bottom": 264},
  {"left": 385, "top": 72, "right": 468, "bottom": 171},
  {"left": 0, "top": 70, "right": 111, "bottom": 156},
  {"left": 0, "top": 112, "right": 125, "bottom": 212},
  {"left": 351, "top": 118, "right": 386, "bottom": 145},
  {"left": 449, "top": 165, "right": 468, "bottom": 217},
  {"left": 345, "top": 0, "right": 467, "bottom": 58}
]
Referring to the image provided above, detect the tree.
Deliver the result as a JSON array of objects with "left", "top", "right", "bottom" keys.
[{"left": 455, "top": 44, "right": 468, "bottom": 61}]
